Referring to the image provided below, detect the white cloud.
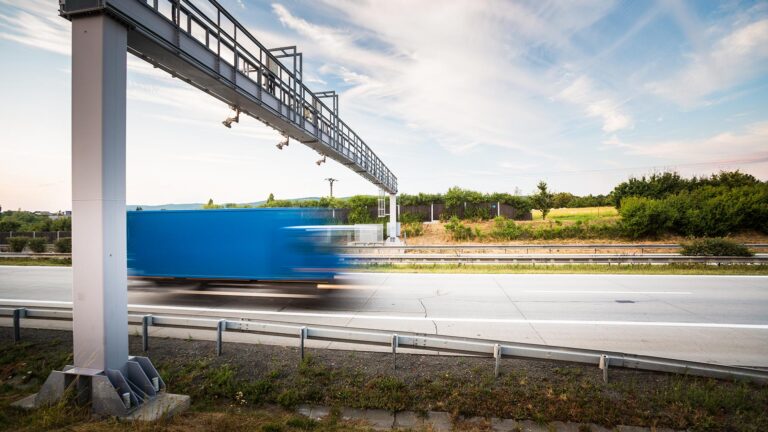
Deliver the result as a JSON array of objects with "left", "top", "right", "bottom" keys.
[
  {"left": 607, "top": 122, "right": 768, "bottom": 169},
  {"left": 270, "top": 1, "right": 621, "bottom": 160},
  {"left": 649, "top": 19, "right": 768, "bottom": 107},
  {"left": 0, "top": 0, "right": 70, "bottom": 55},
  {"left": 556, "top": 75, "right": 632, "bottom": 133}
]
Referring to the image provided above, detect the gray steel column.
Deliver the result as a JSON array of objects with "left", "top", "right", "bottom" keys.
[
  {"left": 388, "top": 193, "right": 399, "bottom": 242},
  {"left": 71, "top": 14, "right": 129, "bottom": 372}
]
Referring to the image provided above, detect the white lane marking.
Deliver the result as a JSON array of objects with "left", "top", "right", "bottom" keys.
[
  {"left": 523, "top": 290, "right": 691, "bottom": 295},
  {"left": 2, "top": 298, "right": 767, "bottom": 329},
  {"left": 0, "top": 299, "right": 71, "bottom": 305}
]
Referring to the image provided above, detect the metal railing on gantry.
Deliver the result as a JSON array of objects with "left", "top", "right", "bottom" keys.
[{"left": 60, "top": 0, "right": 398, "bottom": 193}]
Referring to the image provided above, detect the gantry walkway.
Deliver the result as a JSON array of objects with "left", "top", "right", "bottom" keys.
[{"left": 60, "top": 0, "right": 397, "bottom": 193}]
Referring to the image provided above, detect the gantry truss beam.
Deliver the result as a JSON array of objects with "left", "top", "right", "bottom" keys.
[{"left": 60, "top": 0, "right": 397, "bottom": 193}]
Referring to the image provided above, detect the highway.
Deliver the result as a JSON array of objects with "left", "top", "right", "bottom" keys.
[{"left": 1, "top": 266, "right": 767, "bottom": 367}]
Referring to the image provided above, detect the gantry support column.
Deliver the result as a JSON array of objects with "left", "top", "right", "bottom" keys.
[
  {"left": 71, "top": 13, "right": 129, "bottom": 372},
  {"left": 387, "top": 193, "right": 401, "bottom": 244}
]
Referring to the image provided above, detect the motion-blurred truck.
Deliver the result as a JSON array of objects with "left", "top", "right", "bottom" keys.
[{"left": 127, "top": 208, "right": 344, "bottom": 284}]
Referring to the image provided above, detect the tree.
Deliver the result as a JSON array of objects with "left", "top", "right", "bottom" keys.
[
  {"left": 531, "top": 181, "right": 553, "bottom": 220},
  {"left": 267, "top": 193, "right": 275, "bottom": 203},
  {"left": 203, "top": 198, "right": 221, "bottom": 209}
]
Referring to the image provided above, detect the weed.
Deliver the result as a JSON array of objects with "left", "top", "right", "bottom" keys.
[
  {"left": 276, "top": 389, "right": 300, "bottom": 408},
  {"left": 261, "top": 423, "right": 283, "bottom": 432},
  {"left": 286, "top": 416, "right": 318, "bottom": 429}
]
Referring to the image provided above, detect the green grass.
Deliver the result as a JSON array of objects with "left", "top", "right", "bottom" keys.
[
  {"left": 357, "top": 263, "right": 768, "bottom": 275},
  {"left": 0, "top": 257, "right": 71, "bottom": 266}
]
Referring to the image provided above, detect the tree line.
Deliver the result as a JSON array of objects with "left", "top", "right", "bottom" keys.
[{"left": 0, "top": 211, "right": 71, "bottom": 232}]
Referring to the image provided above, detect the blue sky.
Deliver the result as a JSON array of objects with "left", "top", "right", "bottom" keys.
[{"left": 1, "top": 0, "right": 767, "bottom": 211}]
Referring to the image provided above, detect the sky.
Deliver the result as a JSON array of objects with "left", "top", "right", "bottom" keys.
[{"left": 1, "top": 0, "right": 767, "bottom": 212}]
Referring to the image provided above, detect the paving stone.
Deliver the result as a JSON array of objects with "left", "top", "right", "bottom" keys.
[
  {"left": 308, "top": 405, "right": 330, "bottom": 420},
  {"left": 583, "top": 424, "right": 614, "bottom": 432},
  {"left": 296, "top": 404, "right": 312, "bottom": 418},
  {"left": 394, "top": 411, "right": 426, "bottom": 429},
  {"left": 518, "top": 420, "right": 550, "bottom": 432},
  {"left": 491, "top": 417, "right": 522, "bottom": 431},
  {"left": 426, "top": 411, "right": 453, "bottom": 432},
  {"left": 341, "top": 407, "right": 366, "bottom": 421},
  {"left": 362, "top": 409, "right": 395, "bottom": 430},
  {"left": 550, "top": 421, "right": 581, "bottom": 431}
]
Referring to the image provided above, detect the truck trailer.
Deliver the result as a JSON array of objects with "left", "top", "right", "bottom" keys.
[{"left": 127, "top": 208, "right": 343, "bottom": 283}]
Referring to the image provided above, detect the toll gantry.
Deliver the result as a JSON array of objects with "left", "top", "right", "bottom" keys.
[
  {"left": 24, "top": 0, "right": 400, "bottom": 418},
  {"left": 61, "top": 0, "right": 398, "bottom": 194}
]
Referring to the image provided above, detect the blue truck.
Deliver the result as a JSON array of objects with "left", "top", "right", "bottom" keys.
[{"left": 127, "top": 208, "right": 343, "bottom": 283}]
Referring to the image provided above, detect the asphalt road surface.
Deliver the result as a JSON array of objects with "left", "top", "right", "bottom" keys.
[{"left": 1, "top": 266, "right": 767, "bottom": 366}]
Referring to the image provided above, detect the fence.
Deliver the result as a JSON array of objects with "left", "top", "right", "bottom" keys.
[
  {"left": 0, "top": 231, "right": 71, "bottom": 244},
  {"left": 378, "top": 202, "right": 532, "bottom": 223}
]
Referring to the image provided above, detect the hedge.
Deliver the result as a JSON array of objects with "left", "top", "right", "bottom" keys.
[
  {"left": 8, "top": 237, "right": 30, "bottom": 253},
  {"left": 28, "top": 237, "right": 47, "bottom": 253}
]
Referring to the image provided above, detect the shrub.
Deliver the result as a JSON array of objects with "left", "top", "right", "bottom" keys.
[
  {"left": 680, "top": 238, "right": 753, "bottom": 257},
  {"left": 445, "top": 216, "right": 474, "bottom": 241},
  {"left": 28, "top": 237, "right": 47, "bottom": 253},
  {"left": 489, "top": 216, "right": 522, "bottom": 240},
  {"left": 55, "top": 237, "right": 72, "bottom": 253},
  {"left": 276, "top": 389, "right": 300, "bottom": 408},
  {"left": 8, "top": 237, "right": 30, "bottom": 253},
  {"left": 618, "top": 197, "right": 675, "bottom": 238},
  {"left": 399, "top": 212, "right": 423, "bottom": 224},
  {"left": 402, "top": 222, "right": 424, "bottom": 238}
]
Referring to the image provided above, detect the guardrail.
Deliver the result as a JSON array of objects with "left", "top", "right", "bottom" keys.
[
  {"left": 3, "top": 251, "right": 767, "bottom": 266},
  {"left": 1, "top": 302, "right": 767, "bottom": 384},
  {"left": 343, "top": 243, "right": 768, "bottom": 254},
  {"left": 0, "top": 253, "right": 71, "bottom": 258},
  {"left": 344, "top": 253, "right": 768, "bottom": 265}
]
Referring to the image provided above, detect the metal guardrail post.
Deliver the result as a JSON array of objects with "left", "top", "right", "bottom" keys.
[
  {"left": 599, "top": 355, "right": 609, "bottom": 383},
  {"left": 299, "top": 326, "right": 308, "bottom": 362},
  {"left": 142, "top": 315, "right": 153, "bottom": 352},
  {"left": 216, "top": 319, "right": 226, "bottom": 356},
  {"left": 13, "top": 308, "right": 26, "bottom": 342},
  {"left": 391, "top": 334, "right": 398, "bottom": 370},
  {"left": 5, "top": 303, "right": 768, "bottom": 384}
]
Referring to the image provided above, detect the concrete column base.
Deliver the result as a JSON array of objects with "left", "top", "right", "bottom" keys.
[{"left": 12, "top": 356, "right": 187, "bottom": 420}]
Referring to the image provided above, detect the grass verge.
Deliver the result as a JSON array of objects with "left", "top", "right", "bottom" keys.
[
  {"left": 1, "top": 329, "right": 767, "bottom": 431},
  {"left": 0, "top": 257, "right": 71, "bottom": 267},
  {"left": 357, "top": 263, "right": 768, "bottom": 275}
]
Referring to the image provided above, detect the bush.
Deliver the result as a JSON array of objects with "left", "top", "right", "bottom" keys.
[
  {"left": 399, "top": 212, "right": 423, "bottom": 224},
  {"left": 28, "top": 237, "right": 47, "bottom": 253},
  {"left": 489, "top": 216, "right": 522, "bottom": 240},
  {"left": 617, "top": 183, "right": 768, "bottom": 238},
  {"left": 55, "top": 237, "right": 72, "bottom": 253},
  {"left": 445, "top": 216, "right": 474, "bottom": 241},
  {"left": 8, "top": 237, "right": 30, "bottom": 252},
  {"left": 402, "top": 222, "right": 424, "bottom": 238},
  {"left": 680, "top": 238, "right": 753, "bottom": 257},
  {"left": 618, "top": 197, "right": 675, "bottom": 238}
]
